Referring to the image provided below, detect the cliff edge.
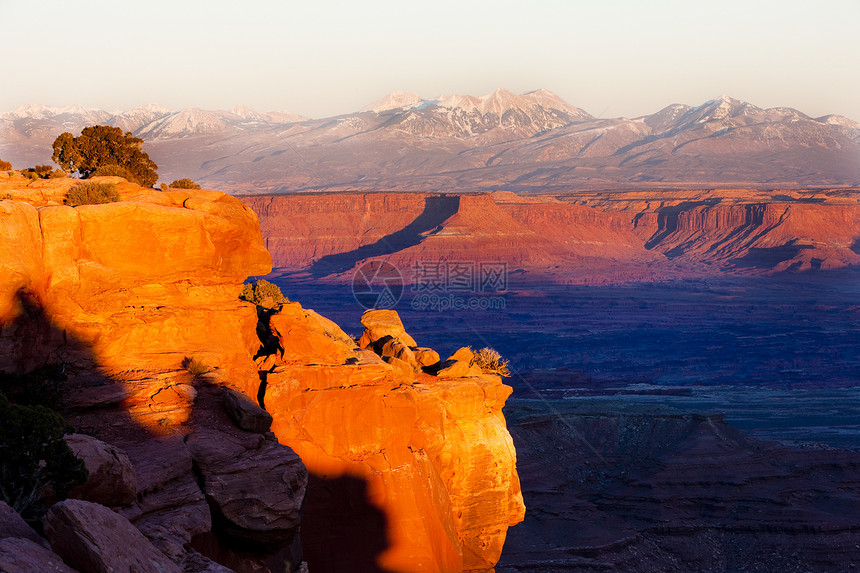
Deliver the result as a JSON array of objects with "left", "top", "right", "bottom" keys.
[{"left": 0, "top": 174, "right": 524, "bottom": 572}]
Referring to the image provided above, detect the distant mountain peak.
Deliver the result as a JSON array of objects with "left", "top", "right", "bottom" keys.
[
  {"left": 230, "top": 104, "right": 267, "bottom": 121},
  {"left": 3, "top": 103, "right": 106, "bottom": 120},
  {"left": 361, "top": 91, "right": 427, "bottom": 113}
]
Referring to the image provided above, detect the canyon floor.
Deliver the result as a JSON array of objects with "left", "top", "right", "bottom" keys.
[{"left": 271, "top": 272, "right": 860, "bottom": 571}]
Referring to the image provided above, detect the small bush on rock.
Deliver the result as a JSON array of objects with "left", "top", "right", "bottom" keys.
[
  {"left": 169, "top": 178, "right": 201, "bottom": 189},
  {"left": 20, "top": 165, "right": 67, "bottom": 179},
  {"left": 239, "top": 279, "right": 287, "bottom": 306},
  {"left": 471, "top": 347, "right": 511, "bottom": 376},
  {"left": 182, "top": 356, "right": 210, "bottom": 378},
  {"left": 0, "top": 391, "right": 87, "bottom": 522},
  {"left": 65, "top": 182, "right": 119, "bottom": 206}
]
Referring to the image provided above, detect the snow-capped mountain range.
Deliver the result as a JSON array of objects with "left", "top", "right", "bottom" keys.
[{"left": 1, "top": 90, "right": 858, "bottom": 192}]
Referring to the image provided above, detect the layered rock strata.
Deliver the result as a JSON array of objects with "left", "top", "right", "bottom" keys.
[{"left": 242, "top": 189, "right": 860, "bottom": 284}]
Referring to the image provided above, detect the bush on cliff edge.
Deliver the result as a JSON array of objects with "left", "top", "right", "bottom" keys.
[
  {"left": 168, "top": 178, "right": 201, "bottom": 189},
  {"left": 65, "top": 182, "right": 120, "bottom": 206},
  {"left": 472, "top": 347, "right": 511, "bottom": 376},
  {"left": 240, "top": 279, "right": 287, "bottom": 307}
]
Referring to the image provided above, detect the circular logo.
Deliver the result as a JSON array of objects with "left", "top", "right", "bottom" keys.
[{"left": 352, "top": 260, "right": 404, "bottom": 310}]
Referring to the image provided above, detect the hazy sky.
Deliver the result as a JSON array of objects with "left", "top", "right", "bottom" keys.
[{"left": 3, "top": 0, "right": 858, "bottom": 120}]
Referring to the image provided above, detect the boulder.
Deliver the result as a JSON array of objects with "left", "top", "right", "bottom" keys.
[
  {"left": 0, "top": 501, "right": 47, "bottom": 547},
  {"left": 448, "top": 346, "right": 475, "bottom": 364},
  {"left": 379, "top": 336, "right": 417, "bottom": 367},
  {"left": 223, "top": 388, "right": 273, "bottom": 433},
  {"left": 43, "top": 499, "right": 182, "bottom": 573},
  {"left": 414, "top": 347, "right": 441, "bottom": 368},
  {"left": 436, "top": 359, "right": 472, "bottom": 379},
  {"left": 265, "top": 308, "right": 524, "bottom": 572},
  {"left": 65, "top": 434, "right": 137, "bottom": 507},
  {"left": 358, "top": 309, "right": 417, "bottom": 348},
  {"left": 184, "top": 427, "right": 306, "bottom": 544},
  {"left": 269, "top": 303, "right": 357, "bottom": 365},
  {"left": 0, "top": 537, "right": 77, "bottom": 573}
]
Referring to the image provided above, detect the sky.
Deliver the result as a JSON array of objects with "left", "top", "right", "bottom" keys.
[{"left": 2, "top": 0, "right": 859, "bottom": 120}]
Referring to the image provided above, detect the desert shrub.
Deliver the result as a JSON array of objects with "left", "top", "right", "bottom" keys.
[
  {"left": 169, "top": 178, "right": 201, "bottom": 189},
  {"left": 20, "top": 165, "right": 66, "bottom": 179},
  {"left": 0, "top": 158, "right": 11, "bottom": 170},
  {"left": 0, "top": 391, "right": 87, "bottom": 522},
  {"left": 65, "top": 182, "right": 119, "bottom": 206},
  {"left": 239, "top": 279, "right": 287, "bottom": 306},
  {"left": 182, "top": 356, "right": 210, "bottom": 378},
  {"left": 160, "top": 183, "right": 169, "bottom": 191},
  {"left": 91, "top": 164, "right": 138, "bottom": 183},
  {"left": 471, "top": 347, "right": 511, "bottom": 376}
]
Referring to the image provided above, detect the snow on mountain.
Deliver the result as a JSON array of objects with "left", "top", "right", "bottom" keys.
[
  {"left": 818, "top": 114, "right": 860, "bottom": 129},
  {"left": 361, "top": 91, "right": 428, "bottom": 113},
  {"left": 1, "top": 103, "right": 112, "bottom": 124},
  {"left": 520, "top": 89, "right": 593, "bottom": 120},
  {"left": 136, "top": 108, "right": 230, "bottom": 139},
  {"left": 361, "top": 88, "right": 593, "bottom": 139},
  {"left": 109, "top": 104, "right": 175, "bottom": 133},
  {"left": 2, "top": 93, "right": 857, "bottom": 190},
  {"left": 230, "top": 104, "right": 269, "bottom": 122}
]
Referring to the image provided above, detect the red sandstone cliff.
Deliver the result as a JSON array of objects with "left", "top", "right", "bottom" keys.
[{"left": 242, "top": 189, "right": 860, "bottom": 284}]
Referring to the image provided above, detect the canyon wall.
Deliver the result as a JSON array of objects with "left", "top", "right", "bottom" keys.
[{"left": 242, "top": 189, "right": 860, "bottom": 283}]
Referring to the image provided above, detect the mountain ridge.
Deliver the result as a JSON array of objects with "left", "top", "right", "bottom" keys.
[{"left": 2, "top": 90, "right": 858, "bottom": 191}]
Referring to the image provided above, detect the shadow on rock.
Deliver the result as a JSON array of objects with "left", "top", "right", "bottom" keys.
[{"left": 301, "top": 473, "right": 393, "bottom": 573}]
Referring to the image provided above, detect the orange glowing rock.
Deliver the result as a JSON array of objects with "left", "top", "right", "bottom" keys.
[{"left": 261, "top": 306, "right": 525, "bottom": 572}]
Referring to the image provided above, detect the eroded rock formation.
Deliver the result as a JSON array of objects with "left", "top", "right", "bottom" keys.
[{"left": 258, "top": 306, "right": 525, "bottom": 572}]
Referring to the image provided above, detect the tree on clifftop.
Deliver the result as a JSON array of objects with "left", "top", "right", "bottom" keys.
[{"left": 52, "top": 126, "right": 158, "bottom": 187}]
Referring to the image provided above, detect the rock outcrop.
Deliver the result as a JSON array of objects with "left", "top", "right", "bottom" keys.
[
  {"left": 0, "top": 537, "right": 78, "bottom": 573},
  {"left": 65, "top": 433, "right": 137, "bottom": 507},
  {"left": 0, "top": 177, "right": 307, "bottom": 572},
  {"left": 44, "top": 499, "right": 184, "bottom": 573},
  {"left": 0, "top": 176, "right": 270, "bottom": 393},
  {"left": 259, "top": 306, "right": 525, "bottom": 572},
  {"left": 0, "top": 176, "right": 525, "bottom": 572}
]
